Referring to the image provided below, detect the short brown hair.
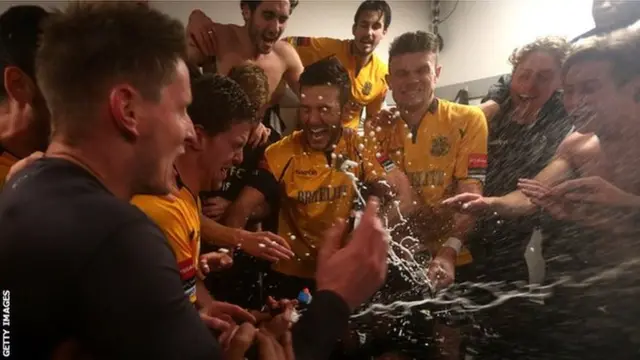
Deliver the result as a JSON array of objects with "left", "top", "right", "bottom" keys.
[
  {"left": 36, "top": 2, "right": 186, "bottom": 138},
  {"left": 240, "top": 0, "right": 299, "bottom": 14},
  {"left": 563, "top": 28, "right": 640, "bottom": 87},
  {"left": 299, "top": 56, "right": 351, "bottom": 107},
  {"left": 228, "top": 62, "right": 269, "bottom": 115},
  {"left": 509, "top": 36, "right": 570, "bottom": 71},
  {"left": 389, "top": 31, "right": 439, "bottom": 61},
  {"left": 188, "top": 74, "right": 257, "bottom": 136}
]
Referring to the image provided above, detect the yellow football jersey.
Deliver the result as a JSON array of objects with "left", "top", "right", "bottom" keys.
[
  {"left": 0, "top": 149, "right": 19, "bottom": 190},
  {"left": 284, "top": 36, "right": 388, "bottom": 130},
  {"left": 366, "top": 99, "right": 488, "bottom": 265},
  {"left": 261, "top": 129, "right": 385, "bottom": 278},
  {"left": 131, "top": 181, "right": 202, "bottom": 304}
]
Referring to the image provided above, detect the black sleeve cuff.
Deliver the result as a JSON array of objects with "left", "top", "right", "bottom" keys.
[
  {"left": 482, "top": 74, "right": 511, "bottom": 104},
  {"left": 292, "top": 290, "right": 350, "bottom": 360},
  {"left": 246, "top": 168, "right": 279, "bottom": 206}
]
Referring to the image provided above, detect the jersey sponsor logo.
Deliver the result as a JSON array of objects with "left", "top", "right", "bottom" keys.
[
  {"left": 407, "top": 170, "right": 445, "bottom": 187},
  {"left": 376, "top": 153, "right": 396, "bottom": 173},
  {"left": 430, "top": 136, "right": 450, "bottom": 157},
  {"left": 294, "top": 169, "right": 318, "bottom": 177},
  {"left": 178, "top": 258, "right": 197, "bottom": 303},
  {"left": 468, "top": 153, "right": 487, "bottom": 182},
  {"left": 297, "top": 184, "right": 349, "bottom": 205},
  {"left": 468, "top": 154, "right": 487, "bottom": 168},
  {"left": 294, "top": 37, "right": 311, "bottom": 47},
  {"left": 363, "top": 81, "right": 373, "bottom": 96}
]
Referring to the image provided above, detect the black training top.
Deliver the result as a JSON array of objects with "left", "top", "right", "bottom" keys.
[{"left": 0, "top": 157, "right": 350, "bottom": 360}]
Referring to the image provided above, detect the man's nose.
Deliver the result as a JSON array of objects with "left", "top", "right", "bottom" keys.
[
  {"left": 183, "top": 115, "right": 196, "bottom": 143},
  {"left": 232, "top": 148, "right": 244, "bottom": 165}
]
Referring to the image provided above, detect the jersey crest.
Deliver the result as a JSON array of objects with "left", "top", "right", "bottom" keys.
[
  {"left": 363, "top": 81, "right": 373, "bottom": 96},
  {"left": 431, "top": 136, "right": 450, "bottom": 157}
]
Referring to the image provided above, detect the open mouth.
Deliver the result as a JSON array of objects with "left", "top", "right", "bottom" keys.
[
  {"left": 308, "top": 127, "right": 329, "bottom": 141},
  {"left": 360, "top": 39, "right": 374, "bottom": 46},
  {"left": 262, "top": 34, "right": 278, "bottom": 45},
  {"left": 517, "top": 94, "right": 536, "bottom": 102}
]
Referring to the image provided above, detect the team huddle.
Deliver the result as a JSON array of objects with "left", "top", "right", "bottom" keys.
[{"left": 1, "top": 0, "right": 640, "bottom": 359}]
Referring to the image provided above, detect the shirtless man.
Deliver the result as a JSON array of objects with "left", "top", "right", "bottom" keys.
[
  {"left": 186, "top": 2, "right": 303, "bottom": 263},
  {"left": 444, "top": 28, "right": 640, "bottom": 359},
  {"left": 186, "top": 0, "right": 303, "bottom": 104}
]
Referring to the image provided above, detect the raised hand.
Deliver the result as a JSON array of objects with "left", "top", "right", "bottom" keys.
[{"left": 315, "top": 197, "right": 388, "bottom": 310}]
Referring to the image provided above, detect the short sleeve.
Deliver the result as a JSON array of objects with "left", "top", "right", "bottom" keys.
[
  {"left": 78, "top": 220, "right": 220, "bottom": 358},
  {"left": 284, "top": 36, "right": 343, "bottom": 66},
  {"left": 454, "top": 108, "right": 488, "bottom": 184},
  {"left": 247, "top": 142, "right": 286, "bottom": 206},
  {"left": 131, "top": 196, "right": 191, "bottom": 256},
  {"left": 482, "top": 74, "right": 511, "bottom": 104}
]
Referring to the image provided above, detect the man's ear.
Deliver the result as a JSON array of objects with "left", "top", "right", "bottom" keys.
[
  {"left": 187, "top": 125, "right": 206, "bottom": 151},
  {"left": 241, "top": 3, "right": 251, "bottom": 22},
  {"left": 108, "top": 84, "right": 141, "bottom": 142},
  {"left": 4, "top": 66, "right": 35, "bottom": 105}
]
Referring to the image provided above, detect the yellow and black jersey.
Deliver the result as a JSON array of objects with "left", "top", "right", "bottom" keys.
[
  {"left": 254, "top": 129, "right": 386, "bottom": 279},
  {"left": 366, "top": 99, "right": 488, "bottom": 265},
  {"left": 284, "top": 36, "right": 388, "bottom": 130},
  {"left": 0, "top": 148, "right": 19, "bottom": 190},
  {"left": 131, "top": 176, "right": 202, "bottom": 304}
]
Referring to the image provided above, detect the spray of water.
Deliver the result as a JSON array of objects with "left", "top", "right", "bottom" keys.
[{"left": 338, "top": 163, "right": 640, "bottom": 322}]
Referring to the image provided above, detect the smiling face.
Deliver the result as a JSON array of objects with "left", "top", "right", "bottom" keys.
[
  {"left": 131, "top": 59, "right": 195, "bottom": 196},
  {"left": 243, "top": 0, "right": 291, "bottom": 55},
  {"left": 510, "top": 50, "right": 562, "bottom": 120},
  {"left": 387, "top": 50, "right": 440, "bottom": 111},
  {"left": 299, "top": 85, "right": 343, "bottom": 151},
  {"left": 352, "top": 9, "right": 387, "bottom": 57}
]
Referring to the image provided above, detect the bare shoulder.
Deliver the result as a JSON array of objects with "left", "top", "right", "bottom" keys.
[
  {"left": 274, "top": 40, "right": 300, "bottom": 64},
  {"left": 556, "top": 131, "right": 598, "bottom": 160},
  {"left": 213, "top": 23, "right": 240, "bottom": 39}
]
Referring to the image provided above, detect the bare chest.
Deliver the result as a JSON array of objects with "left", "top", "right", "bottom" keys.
[{"left": 573, "top": 141, "right": 640, "bottom": 194}]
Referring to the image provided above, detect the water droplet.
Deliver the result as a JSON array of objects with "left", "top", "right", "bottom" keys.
[{"left": 375, "top": 126, "right": 382, "bottom": 132}]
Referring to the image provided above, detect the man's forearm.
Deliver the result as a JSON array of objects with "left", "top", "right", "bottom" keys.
[
  {"left": 200, "top": 214, "right": 239, "bottom": 247},
  {"left": 195, "top": 279, "right": 214, "bottom": 311},
  {"left": 489, "top": 190, "right": 537, "bottom": 218},
  {"left": 450, "top": 212, "right": 475, "bottom": 243}
]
